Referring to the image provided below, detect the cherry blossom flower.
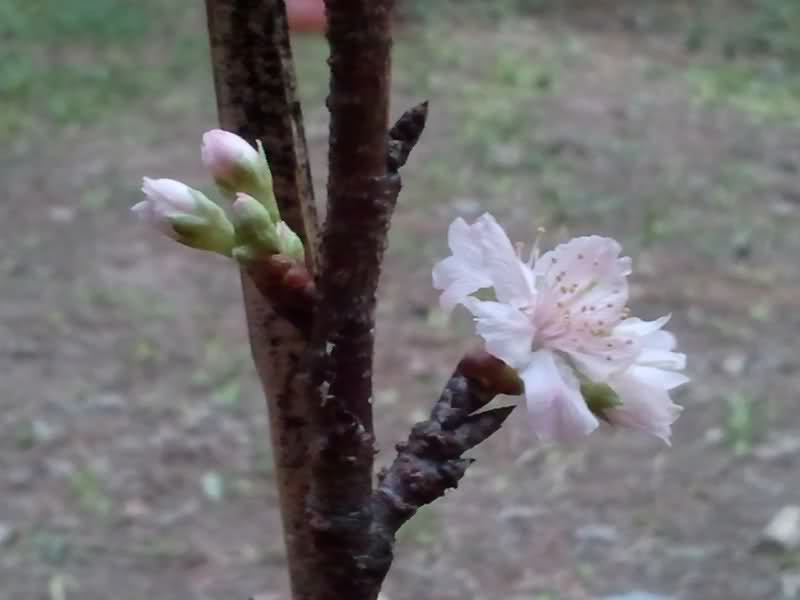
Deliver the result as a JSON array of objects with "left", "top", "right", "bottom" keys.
[{"left": 432, "top": 213, "right": 688, "bottom": 443}]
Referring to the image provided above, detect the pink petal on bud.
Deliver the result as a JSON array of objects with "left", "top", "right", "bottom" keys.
[
  {"left": 201, "top": 129, "right": 259, "bottom": 183},
  {"left": 141, "top": 177, "right": 197, "bottom": 215},
  {"left": 135, "top": 177, "right": 200, "bottom": 239}
]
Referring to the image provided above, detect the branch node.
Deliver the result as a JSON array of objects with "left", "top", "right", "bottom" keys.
[{"left": 387, "top": 100, "right": 429, "bottom": 173}]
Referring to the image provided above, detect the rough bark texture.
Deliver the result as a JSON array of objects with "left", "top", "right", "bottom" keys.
[
  {"left": 386, "top": 101, "right": 428, "bottom": 172},
  {"left": 204, "top": 2, "right": 317, "bottom": 599},
  {"left": 305, "top": 2, "right": 398, "bottom": 600},
  {"left": 245, "top": 256, "right": 316, "bottom": 338},
  {"left": 367, "top": 353, "right": 520, "bottom": 586}
]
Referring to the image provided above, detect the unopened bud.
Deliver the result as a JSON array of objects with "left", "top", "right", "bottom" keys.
[
  {"left": 133, "top": 177, "right": 235, "bottom": 255},
  {"left": 231, "top": 193, "right": 305, "bottom": 262},
  {"left": 201, "top": 129, "right": 277, "bottom": 220}
]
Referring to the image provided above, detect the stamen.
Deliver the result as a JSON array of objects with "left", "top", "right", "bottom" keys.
[{"left": 529, "top": 226, "right": 546, "bottom": 267}]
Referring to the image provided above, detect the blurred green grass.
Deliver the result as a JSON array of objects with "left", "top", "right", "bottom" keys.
[
  {"left": 5, "top": 0, "right": 800, "bottom": 141},
  {"left": 0, "top": 0, "right": 208, "bottom": 139},
  {"left": 3, "top": 0, "right": 799, "bottom": 268}
]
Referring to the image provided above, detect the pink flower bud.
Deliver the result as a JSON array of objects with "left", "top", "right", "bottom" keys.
[
  {"left": 132, "top": 177, "right": 235, "bottom": 255},
  {"left": 201, "top": 129, "right": 261, "bottom": 189},
  {"left": 133, "top": 177, "right": 199, "bottom": 237}
]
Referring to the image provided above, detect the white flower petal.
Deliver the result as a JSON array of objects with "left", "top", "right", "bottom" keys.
[
  {"left": 432, "top": 254, "right": 492, "bottom": 312},
  {"left": 534, "top": 235, "right": 631, "bottom": 329},
  {"left": 433, "top": 213, "right": 536, "bottom": 314},
  {"left": 475, "top": 214, "right": 535, "bottom": 306},
  {"left": 438, "top": 275, "right": 489, "bottom": 313},
  {"left": 606, "top": 371, "right": 683, "bottom": 444},
  {"left": 627, "top": 364, "right": 690, "bottom": 391},
  {"left": 637, "top": 349, "right": 686, "bottom": 371},
  {"left": 467, "top": 299, "right": 535, "bottom": 369},
  {"left": 432, "top": 217, "right": 495, "bottom": 313},
  {"left": 447, "top": 217, "right": 484, "bottom": 264},
  {"left": 642, "top": 329, "right": 677, "bottom": 351},
  {"left": 520, "top": 351, "right": 599, "bottom": 442},
  {"left": 550, "top": 327, "right": 641, "bottom": 381},
  {"left": 131, "top": 200, "right": 153, "bottom": 221},
  {"left": 613, "top": 315, "right": 671, "bottom": 338},
  {"left": 141, "top": 177, "right": 197, "bottom": 214}
]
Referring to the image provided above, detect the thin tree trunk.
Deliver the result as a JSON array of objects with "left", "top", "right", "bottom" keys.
[
  {"left": 204, "top": 4, "right": 516, "bottom": 600},
  {"left": 304, "top": 2, "right": 397, "bottom": 599},
  {"left": 204, "top": 2, "right": 318, "bottom": 598}
]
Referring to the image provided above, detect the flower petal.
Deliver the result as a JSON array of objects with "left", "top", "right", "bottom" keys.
[
  {"left": 614, "top": 315, "right": 671, "bottom": 339},
  {"left": 466, "top": 299, "right": 535, "bottom": 369},
  {"left": 520, "top": 351, "right": 599, "bottom": 442},
  {"left": 535, "top": 235, "right": 631, "bottom": 328},
  {"left": 627, "top": 364, "right": 690, "bottom": 391},
  {"left": 201, "top": 129, "right": 260, "bottom": 180},
  {"left": 432, "top": 218, "right": 494, "bottom": 313},
  {"left": 432, "top": 254, "right": 492, "bottom": 313},
  {"left": 557, "top": 335, "right": 641, "bottom": 381},
  {"left": 475, "top": 214, "right": 535, "bottom": 306},
  {"left": 131, "top": 200, "right": 153, "bottom": 221},
  {"left": 447, "top": 217, "right": 484, "bottom": 264},
  {"left": 433, "top": 213, "right": 535, "bottom": 313},
  {"left": 637, "top": 349, "right": 686, "bottom": 371},
  {"left": 141, "top": 177, "right": 197, "bottom": 214},
  {"left": 606, "top": 370, "right": 683, "bottom": 444}
]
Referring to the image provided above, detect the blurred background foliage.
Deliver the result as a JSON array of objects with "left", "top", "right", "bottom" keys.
[{"left": 3, "top": 1, "right": 800, "bottom": 599}]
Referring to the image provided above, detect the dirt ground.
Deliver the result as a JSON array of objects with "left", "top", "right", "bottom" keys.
[{"left": 3, "top": 4, "right": 800, "bottom": 600}]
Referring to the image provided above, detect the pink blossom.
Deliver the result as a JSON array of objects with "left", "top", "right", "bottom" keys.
[
  {"left": 604, "top": 317, "right": 688, "bottom": 444},
  {"left": 432, "top": 213, "right": 688, "bottom": 443}
]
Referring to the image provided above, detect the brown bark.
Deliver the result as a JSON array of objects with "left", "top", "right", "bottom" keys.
[
  {"left": 204, "top": 2, "right": 317, "bottom": 599},
  {"left": 310, "top": 0, "right": 396, "bottom": 435},
  {"left": 304, "top": 2, "right": 398, "bottom": 599},
  {"left": 370, "top": 352, "right": 522, "bottom": 564},
  {"left": 203, "top": 2, "right": 517, "bottom": 598}
]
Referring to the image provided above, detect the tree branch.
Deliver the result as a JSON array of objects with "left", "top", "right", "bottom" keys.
[
  {"left": 244, "top": 256, "right": 316, "bottom": 338},
  {"left": 304, "top": 4, "right": 407, "bottom": 598},
  {"left": 311, "top": 0, "right": 396, "bottom": 438},
  {"left": 366, "top": 352, "right": 521, "bottom": 588},
  {"left": 243, "top": 102, "right": 428, "bottom": 342},
  {"left": 204, "top": 2, "right": 318, "bottom": 598}
]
